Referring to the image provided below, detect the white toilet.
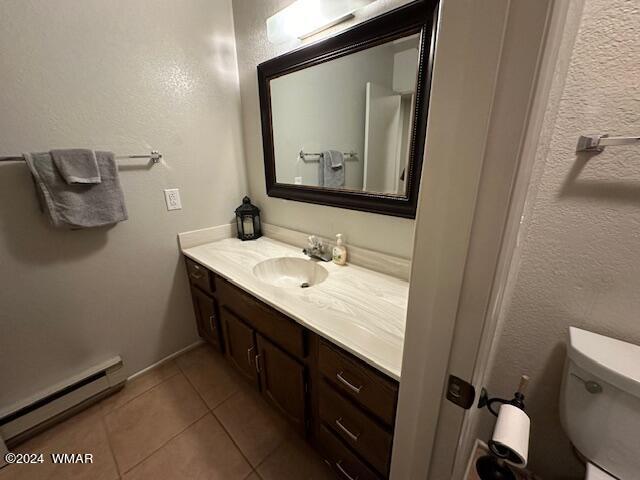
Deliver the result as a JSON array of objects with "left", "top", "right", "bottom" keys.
[{"left": 560, "top": 327, "right": 640, "bottom": 479}]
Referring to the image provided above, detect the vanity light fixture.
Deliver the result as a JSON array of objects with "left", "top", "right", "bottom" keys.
[{"left": 266, "top": 0, "right": 375, "bottom": 44}]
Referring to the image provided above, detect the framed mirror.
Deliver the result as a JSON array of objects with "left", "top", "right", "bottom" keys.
[{"left": 257, "top": 0, "right": 438, "bottom": 218}]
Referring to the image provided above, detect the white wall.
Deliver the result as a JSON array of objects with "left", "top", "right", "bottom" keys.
[
  {"left": 0, "top": 0, "right": 246, "bottom": 412},
  {"left": 232, "top": 0, "right": 416, "bottom": 259},
  {"left": 480, "top": 0, "right": 640, "bottom": 477}
]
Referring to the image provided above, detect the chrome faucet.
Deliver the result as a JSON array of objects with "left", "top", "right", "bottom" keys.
[{"left": 302, "top": 235, "right": 332, "bottom": 262}]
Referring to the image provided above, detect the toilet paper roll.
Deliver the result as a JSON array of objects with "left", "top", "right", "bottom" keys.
[{"left": 489, "top": 404, "right": 530, "bottom": 467}]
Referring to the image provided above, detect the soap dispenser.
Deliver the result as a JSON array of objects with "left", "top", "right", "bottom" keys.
[{"left": 332, "top": 234, "right": 347, "bottom": 265}]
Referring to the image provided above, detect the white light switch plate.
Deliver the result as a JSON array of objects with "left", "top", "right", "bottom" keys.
[{"left": 164, "top": 188, "right": 182, "bottom": 211}]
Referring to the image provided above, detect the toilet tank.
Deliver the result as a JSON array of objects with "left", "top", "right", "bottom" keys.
[{"left": 560, "top": 327, "right": 640, "bottom": 480}]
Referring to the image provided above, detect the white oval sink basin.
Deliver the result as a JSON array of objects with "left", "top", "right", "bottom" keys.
[{"left": 252, "top": 257, "right": 329, "bottom": 288}]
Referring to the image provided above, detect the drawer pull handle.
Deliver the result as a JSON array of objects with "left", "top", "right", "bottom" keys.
[
  {"left": 209, "top": 315, "right": 216, "bottom": 332},
  {"left": 255, "top": 353, "right": 262, "bottom": 373},
  {"left": 247, "top": 346, "right": 254, "bottom": 366},
  {"left": 336, "top": 371, "right": 362, "bottom": 394},
  {"left": 336, "top": 460, "right": 359, "bottom": 480},
  {"left": 190, "top": 272, "right": 204, "bottom": 280},
  {"left": 335, "top": 418, "right": 360, "bottom": 442}
]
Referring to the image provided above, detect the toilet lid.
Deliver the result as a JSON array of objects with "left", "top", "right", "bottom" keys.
[{"left": 586, "top": 463, "right": 617, "bottom": 480}]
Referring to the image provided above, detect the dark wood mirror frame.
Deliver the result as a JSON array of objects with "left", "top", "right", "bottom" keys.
[{"left": 257, "top": 0, "right": 438, "bottom": 219}]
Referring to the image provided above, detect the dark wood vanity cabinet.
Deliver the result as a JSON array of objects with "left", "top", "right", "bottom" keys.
[
  {"left": 184, "top": 256, "right": 398, "bottom": 479},
  {"left": 186, "top": 257, "right": 215, "bottom": 295},
  {"left": 217, "top": 276, "right": 308, "bottom": 435},
  {"left": 256, "top": 334, "right": 307, "bottom": 433},
  {"left": 186, "top": 258, "right": 222, "bottom": 351},
  {"left": 318, "top": 341, "right": 398, "bottom": 426},
  {"left": 216, "top": 276, "right": 306, "bottom": 358},
  {"left": 317, "top": 340, "right": 398, "bottom": 478},
  {"left": 219, "top": 306, "right": 258, "bottom": 385},
  {"left": 190, "top": 287, "right": 220, "bottom": 348},
  {"left": 218, "top": 303, "right": 308, "bottom": 435}
]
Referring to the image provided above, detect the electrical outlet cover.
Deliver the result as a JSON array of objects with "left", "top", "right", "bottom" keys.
[{"left": 164, "top": 188, "right": 182, "bottom": 211}]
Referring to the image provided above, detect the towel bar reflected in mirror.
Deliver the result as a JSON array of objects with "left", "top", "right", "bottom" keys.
[{"left": 299, "top": 150, "right": 358, "bottom": 163}]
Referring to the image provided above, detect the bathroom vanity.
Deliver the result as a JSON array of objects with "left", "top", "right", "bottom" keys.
[{"left": 182, "top": 236, "right": 407, "bottom": 479}]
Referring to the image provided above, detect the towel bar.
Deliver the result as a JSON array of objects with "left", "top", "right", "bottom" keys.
[
  {"left": 0, "top": 150, "right": 163, "bottom": 164},
  {"left": 299, "top": 150, "right": 357, "bottom": 162},
  {"left": 576, "top": 134, "right": 640, "bottom": 152}
]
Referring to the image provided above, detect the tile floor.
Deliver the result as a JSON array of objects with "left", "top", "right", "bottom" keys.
[{"left": 0, "top": 344, "right": 335, "bottom": 480}]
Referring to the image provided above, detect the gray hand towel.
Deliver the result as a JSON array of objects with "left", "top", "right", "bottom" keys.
[
  {"left": 50, "top": 149, "right": 101, "bottom": 184},
  {"left": 320, "top": 150, "right": 345, "bottom": 188},
  {"left": 24, "top": 151, "right": 128, "bottom": 229}
]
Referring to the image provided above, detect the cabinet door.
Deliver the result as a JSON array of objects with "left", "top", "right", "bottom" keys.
[
  {"left": 221, "top": 307, "right": 259, "bottom": 386},
  {"left": 256, "top": 334, "right": 306, "bottom": 433},
  {"left": 191, "top": 287, "right": 221, "bottom": 350}
]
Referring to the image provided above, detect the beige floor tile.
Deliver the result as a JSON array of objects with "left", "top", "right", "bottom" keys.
[
  {"left": 213, "top": 385, "right": 291, "bottom": 467},
  {"left": 123, "top": 414, "right": 251, "bottom": 480},
  {"left": 176, "top": 344, "right": 242, "bottom": 409},
  {"left": 0, "top": 407, "right": 118, "bottom": 480},
  {"left": 257, "top": 438, "right": 334, "bottom": 480},
  {"left": 99, "top": 360, "right": 180, "bottom": 415},
  {"left": 104, "top": 373, "right": 207, "bottom": 473}
]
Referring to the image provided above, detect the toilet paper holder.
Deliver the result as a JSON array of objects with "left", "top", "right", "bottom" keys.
[
  {"left": 478, "top": 375, "right": 530, "bottom": 416},
  {"left": 476, "top": 375, "right": 531, "bottom": 479}
]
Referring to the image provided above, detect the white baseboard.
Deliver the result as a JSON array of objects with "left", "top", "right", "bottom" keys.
[{"left": 128, "top": 340, "right": 204, "bottom": 381}]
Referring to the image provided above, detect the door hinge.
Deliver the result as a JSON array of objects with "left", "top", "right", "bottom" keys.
[{"left": 446, "top": 375, "right": 475, "bottom": 410}]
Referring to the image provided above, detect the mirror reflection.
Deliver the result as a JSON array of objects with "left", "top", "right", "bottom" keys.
[{"left": 270, "top": 33, "right": 420, "bottom": 196}]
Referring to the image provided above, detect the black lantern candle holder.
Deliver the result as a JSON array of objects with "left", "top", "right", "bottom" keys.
[{"left": 235, "top": 196, "right": 261, "bottom": 241}]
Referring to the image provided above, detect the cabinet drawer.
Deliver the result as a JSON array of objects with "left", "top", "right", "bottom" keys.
[
  {"left": 319, "top": 381, "right": 392, "bottom": 475},
  {"left": 217, "top": 278, "right": 305, "bottom": 358},
  {"left": 319, "top": 341, "right": 398, "bottom": 426},
  {"left": 185, "top": 258, "right": 214, "bottom": 295},
  {"left": 319, "top": 424, "right": 381, "bottom": 480}
]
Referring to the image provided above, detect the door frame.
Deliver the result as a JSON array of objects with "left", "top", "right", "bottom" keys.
[
  {"left": 389, "top": 0, "right": 572, "bottom": 478},
  {"left": 448, "top": 1, "right": 584, "bottom": 476},
  {"left": 363, "top": 81, "right": 403, "bottom": 193}
]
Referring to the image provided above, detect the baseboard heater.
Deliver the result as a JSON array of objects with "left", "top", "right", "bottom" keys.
[{"left": 0, "top": 356, "right": 125, "bottom": 446}]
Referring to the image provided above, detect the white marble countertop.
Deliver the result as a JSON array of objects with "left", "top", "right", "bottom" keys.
[{"left": 182, "top": 237, "right": 408, "bottom": 380}]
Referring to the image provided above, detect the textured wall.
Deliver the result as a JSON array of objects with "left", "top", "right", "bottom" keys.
[
  {"left": 0, "top": 0, "right": 246, "bottom": 410},
  {"left": 483, "top": 0, "right": 640, "bottom": 477},
  {"left": 231, "top": 0, "right": 416, "bottom": 259}
]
